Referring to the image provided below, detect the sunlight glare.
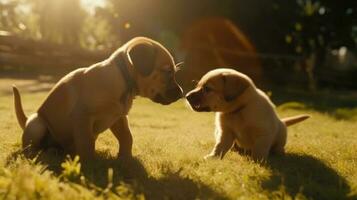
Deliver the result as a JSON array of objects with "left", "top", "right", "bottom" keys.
[{"left": 81, "top": 0, "right": 106, "bottom": 14}]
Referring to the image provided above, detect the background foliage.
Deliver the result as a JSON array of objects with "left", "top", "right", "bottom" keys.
[
  {"left": 1, "top": 0, "right": 355, "bottom": 51},
  {"left": 0, "top": 0, "right": 356, "bottom": 89}
]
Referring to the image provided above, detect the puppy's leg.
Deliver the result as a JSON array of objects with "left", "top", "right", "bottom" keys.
[
  {"left": 73, "top": 116, "right": 95, "bottom": 160},
  {"left": 205, "top": 128, "right": 234, "bottom": 159},
  {"left": 22, "top": 113, "right": 48, "bottom": 156},
  {"left": 272, "top": 124, "right": 287, "bottom": 155},
  {"left": 231, "top": 141, "right": 250, "bottom": 155},
  {"left": 251, "top": 135, "right": 273, "bottom": 161},
  {"left": 110, "top": 116, "right": 133, "bottom": 158}
]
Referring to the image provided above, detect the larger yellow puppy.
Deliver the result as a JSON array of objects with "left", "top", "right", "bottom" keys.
[{"left": 13, "top": 37, "right": 183, "bottom": 160}]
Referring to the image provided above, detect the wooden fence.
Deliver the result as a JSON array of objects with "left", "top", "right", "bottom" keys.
[{"left": 0, "top": 31, "right": 110, "bottom": 71}]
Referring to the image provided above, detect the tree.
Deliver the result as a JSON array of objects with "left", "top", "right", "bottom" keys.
[
  {"left": 0, "top": 0, "right": 35, "bottom": 37},
  {"left": 31, "top": 0, "right": 85, "bottom": 46},
  {"left": 274, "top": 0, "right": 355, "bottom": 53},
  {"left": 271, "top": 0, "right": 356, "bottom": 89}
]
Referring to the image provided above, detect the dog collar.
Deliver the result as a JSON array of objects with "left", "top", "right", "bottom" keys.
[{"left": 115, "top": 55, "right": 137, "bottom": 103}]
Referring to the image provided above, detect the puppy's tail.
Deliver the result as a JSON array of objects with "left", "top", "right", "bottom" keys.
[
  {"left": 13, "top": 85, "right": 27, "bottom": 130},
  {"left": 282, "top": 114, "right": 310, "bottom": 127}
]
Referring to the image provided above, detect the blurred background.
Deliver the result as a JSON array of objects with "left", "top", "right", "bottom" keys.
[{"left": 0, "top": 0, "right": 356, "bottom": 93}]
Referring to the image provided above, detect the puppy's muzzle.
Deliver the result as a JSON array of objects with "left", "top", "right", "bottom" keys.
[
  {"left": 154, "top": 85, "right": 183, "bottom": 105},
  {"left": 186, "top": 90, "right": 211, "bottom": 112}
]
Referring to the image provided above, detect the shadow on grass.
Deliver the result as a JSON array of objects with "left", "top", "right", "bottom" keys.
[
  {"left": 6, "top": 150, "right": 226, "bottom": 200},
  {"left": 262, "top": 153, "right": 356, "bottom": 199},
  {"left": 82, "top": 154, "right": 227, "bottom": 200}
]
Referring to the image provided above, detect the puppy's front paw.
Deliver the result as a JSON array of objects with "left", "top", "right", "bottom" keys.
[{"left": 204, "top": 154, "right": 219, "bottom": 160}]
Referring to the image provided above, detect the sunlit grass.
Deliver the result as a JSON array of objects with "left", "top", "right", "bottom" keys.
[{"left": 0, "top": 79, "right": 356, "bottom": 199}]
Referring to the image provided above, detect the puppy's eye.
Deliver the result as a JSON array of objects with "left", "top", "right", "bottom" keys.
[{"left": 202, "top": 86, "right": 212, "bottom": 93}]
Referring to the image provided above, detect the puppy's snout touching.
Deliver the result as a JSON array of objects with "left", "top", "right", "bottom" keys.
[
  {"left": 166, "top": 85, "right": 183, "bottom": 100},
  {"left": 186, "top": 91, "right": 201, "bottom": 105}
]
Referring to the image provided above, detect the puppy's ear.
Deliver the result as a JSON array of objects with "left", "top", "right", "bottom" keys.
[
  {"left": 128, "top": 43, "right": 157, "bottom": 76},
  {"left": 222, "top": 74, "right": 249, "bottom": 102}
]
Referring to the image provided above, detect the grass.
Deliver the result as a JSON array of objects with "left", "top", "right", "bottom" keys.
[{"left": 0, "top": 76, "right": 357, "bottom": 199}]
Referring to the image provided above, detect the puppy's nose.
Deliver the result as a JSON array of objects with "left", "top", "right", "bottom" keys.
[
  {"left": 186, "top": 92, "right": 200, "bottom": 105},
  {"left": 166, "top": 86, "right": 183, "bottom": 100}
]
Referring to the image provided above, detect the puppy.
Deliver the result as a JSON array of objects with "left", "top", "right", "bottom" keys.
[
  {"left": 186, "top": 68, "right": 309, "bottom": 161},
  {"left": 13, "top": 37, "right": 183, "bottom": 160}
]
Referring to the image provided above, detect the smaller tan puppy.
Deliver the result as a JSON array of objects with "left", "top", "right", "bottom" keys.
[{"left": 186, "top": 68, "right": 309, "bottom": 161}]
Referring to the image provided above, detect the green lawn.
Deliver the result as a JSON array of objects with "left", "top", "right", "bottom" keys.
[{"left": 0, "top": 77, "right": 356, "bottom": 200}]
